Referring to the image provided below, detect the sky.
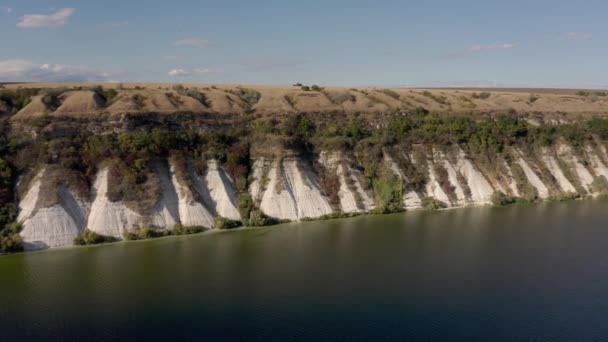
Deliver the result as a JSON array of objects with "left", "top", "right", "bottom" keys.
[{"left": 0, "top": 0, "right": 606, "bottom": 88}]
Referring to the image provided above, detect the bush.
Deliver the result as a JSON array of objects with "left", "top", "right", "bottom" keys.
[
  {"left": 238, "top": 193, "right": 255, "bottom": 220},
  {"left": 74, "top": 229, "right": 118, "bottom": 245},
  {"left": 472, "top": 92, "right": 491, "bottom": 99},
  {"left": 232, "top": 88, "right": 261, "bottom": 112},
  {"left": 245, "top": 210, "right": 268, "bottom": 227},
  {"left": 301, "top": 86, "right": 311, "bottom": 91},
  {"left": 172, "top": 224, "right": 206, "bottom": 235},
  {"left": 1, "top": 233, "right": 23, "bottom": 253},
  {"left": 421, "top": 197, "right": 447, "bottom": 210},
  {"left": 311, "top": 85, "right": 323, "bottom": 91},
  {"left": 214, "top": 216, "right": 242, "bottom": 229},
  {"left": 591, "top": 176, "right": 608, "bottom": 194},
  {"left": 491, "top": 191, "right": 517, "bottom": 206},
  {"left": 372, "top": 167, "right": 404, "bottom": 213}
]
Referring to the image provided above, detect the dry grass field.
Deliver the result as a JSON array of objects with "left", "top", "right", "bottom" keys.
[{"left": 2, "top": 83, "right": 608, "bottom": 122}]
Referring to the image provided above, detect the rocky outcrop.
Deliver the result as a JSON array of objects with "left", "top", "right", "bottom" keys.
[
  {"left": 259, "top": 157, "right": 333, "bottom": 220},
  {"left": 200, "top": 160, "right": 240, "bottom": 220},
  {"left": 18, "top": 169, "right": 89, "bottom": 250},
  {"left": 516, "top": 157, "right": 550, "bottom": 199},
  {"left": 541, "top": 150, "right": 577, "bottom": 193},
  {"left": 87, "top": 167, "right": 144, "bottom": 238},
  {"left": 319, "top": 152, "right": 374, "bottom": 213},
  {"left": 169, "top": 163, "right": 214, "bottom": 228}
]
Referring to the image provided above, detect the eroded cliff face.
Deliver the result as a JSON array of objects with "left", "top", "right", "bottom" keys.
[{"left": 15, "top": 140, "right": 608, "bottom": 250}]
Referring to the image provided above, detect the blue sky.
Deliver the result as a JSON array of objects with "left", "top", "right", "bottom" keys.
[{"left": 0, "top": 0, "right": 606, "bottom": 87}]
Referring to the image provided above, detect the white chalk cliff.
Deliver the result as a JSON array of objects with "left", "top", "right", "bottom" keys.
[
  {"left": 18, "top": 169, "right": 90, "bottom": 250},
  {"left": 17, "top": 142, "right": 608, "bottom": 250}
]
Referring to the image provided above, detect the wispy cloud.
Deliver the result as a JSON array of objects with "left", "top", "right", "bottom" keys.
[
  {"left": 561, "top": 32, "right": 593, "bottom": 41},
  {"left": 466, "top": 43, "right": 516, "bottom": 54},
  {"left": 97, "top": 21, "right": 129, "bottom": 29},
  {"left": 1, "top": 6, "right": 12, "bottom": 14},
  {"left": 0, "top": 59, "right": 110, "bottom": 82},
  {"left": 17, "top": 8, "right": 75, "bottom": 28},
  {"left": 173, "top": 38, "right": 210, "bottom": 47},
  {"left": 168, "top": 69, "right": 188, "bottom": 77},
  {"left": 168, "top": 67, "right": 218, "bottom": 77}
]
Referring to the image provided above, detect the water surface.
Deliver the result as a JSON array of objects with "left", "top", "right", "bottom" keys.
[{"left": 1, "top": 200, "right": 608, "bottom": 341}]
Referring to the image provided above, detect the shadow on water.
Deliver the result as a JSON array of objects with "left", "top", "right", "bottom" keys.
[{"left": 1, "top": 199, "right": 608, "bottom": 340}]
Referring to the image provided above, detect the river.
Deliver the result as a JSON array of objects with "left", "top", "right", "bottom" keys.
[{"left": 1, "top": 200, "right": 608, "bottom": 341}]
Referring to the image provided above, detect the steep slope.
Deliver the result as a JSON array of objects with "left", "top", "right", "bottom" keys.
[
  {"left": 259, "top": 157, "right": 333, "bottom": 220},
  {"left": 18, "top": 169, "right": 89, "bottom": 250}
]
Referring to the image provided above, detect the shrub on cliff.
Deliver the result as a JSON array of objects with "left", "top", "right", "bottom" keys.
[
  {"left": 491, "top": 191, "right": 517, "bottom": 206},
  {"left": 1, "top": 233, "right": 23, "bottom": 253},
  {"left": 0, "top": 222, "right": 23, "bottom": 253},
  {"left": 74, "top": 229, "right": 118, "bottom": 245},
  {"left": 172, "top": 224, "right": 206, "bottom": 235},
  {"left": 421, "top": 197, "right": 447, "bottom": 210},
  {"left": 214, "top": 216, "right": 242, "bottom": 229}
]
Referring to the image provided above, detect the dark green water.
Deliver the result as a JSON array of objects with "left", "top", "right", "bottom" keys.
[{"left": 1, "top": 200, "right": 608, "bottom": 341}]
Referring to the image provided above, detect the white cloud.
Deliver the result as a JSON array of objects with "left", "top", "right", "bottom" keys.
[
  {"left": 168, "top": 69, "right": 189, "bottom": 77},
  {"left": 168, "top": 67, "right": 218, "bottom": 77},
  {"left": 563, "top": 32, "right": 592, "bottom": 41},
  {"left": 466, "top": 43, "right": 515, "bottom": 54},
  {"left": 17, "top": 8, "right": 75, "bottom": 28},
  {"left": 1, "top": 6, "right": 12, "bottom": 14},
  {"left": 0, "top": 59, "right": 110, "bottom": 82},
  {"left": 173, "top": 38, "right": 210, "bottom": 47}
]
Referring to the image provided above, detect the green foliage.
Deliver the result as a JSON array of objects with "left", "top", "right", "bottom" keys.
[
  {"left": 29, "top": 113, "right": 51, "bottom": 128},
  {"left": 284, "top": 114, "right": 316, "bottom": 139},
  {"left": 74, "top": 229, "right": 118, "bottom": 245},
  {"left": 245, "top": 210, "right": 269, "bottom": 227},
  {"left": 301, "top": 86, "right": 311, "bottom": 91},
  {"left": 0, "top": 88, "right": 39, "bottom": 112},
  {"left": 549, "top": 192, "right": 580, "bottom": 202},
  {"left": 0, "top": 222, "right": 23, "bottom": 253},
  {"left": 491, "top": 191, "right": 517, "bottom": 206},
  {"left": 591, "top": 176, "right": 608, "bottom": 194},
  {"left": 102, "top": 88, "right": 119, "bottom": 104},
  {"left": 172, "top": 224, "right": 207, "bottom": 235},
  {"left": 238, "top": 193, "right": 255, "bottom": 219},
  {"left": 232, "top": 88, "right": 261, "bottom": 112},
  {"left": 371, "top": 167, "right": 404, "bottom": 213},
  {"left": 1, "top": 233, "right": 23, "bottom": 253},
  {"left": 587, "top": 118, "right": 608, "bottom": 139},
  {"left": 214, "top": 216, "right": 242, "bottom": 229},
  {"left": 311, "top": 85, "right": 323, "bottom": 91},
  {"left": 421, "top": 197, "right": 447, "bottom": 210}
]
